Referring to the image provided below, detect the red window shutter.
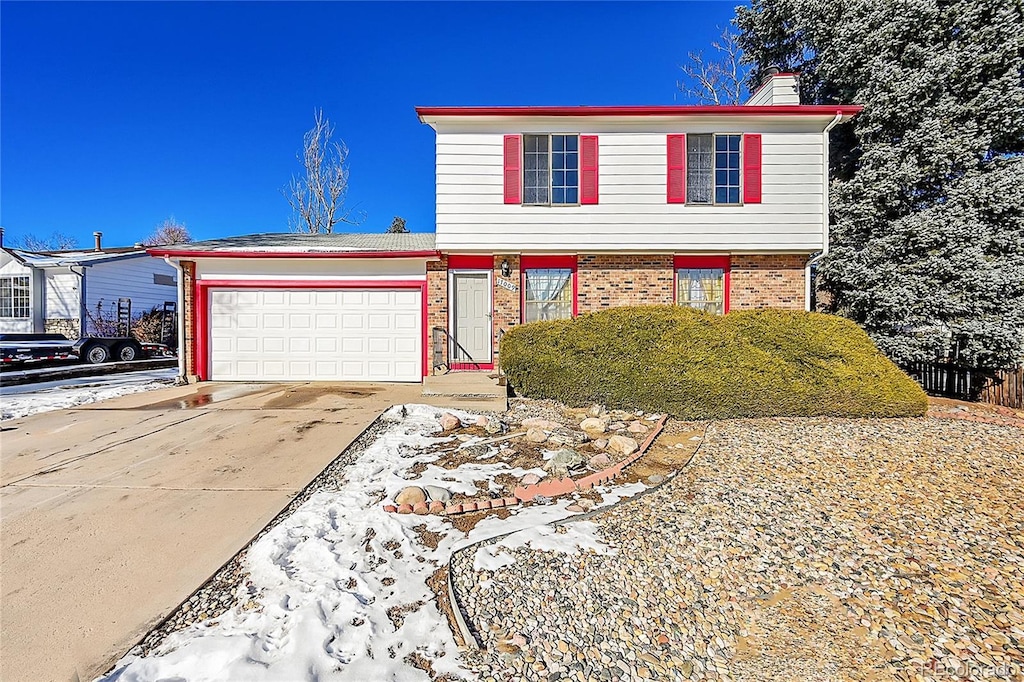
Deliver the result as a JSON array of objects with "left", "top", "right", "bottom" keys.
[
  {"left": 503, "top": 134, "right": 522, "bottom": 204},
  {"left": 667, "top": 134, "right": 686, "bottom": 203},
  {"left": 743, "top": 134, "right": 762, "bottom": 204},
  {"left": 580, "top": 135, "right": 599, "bottom": 204}
]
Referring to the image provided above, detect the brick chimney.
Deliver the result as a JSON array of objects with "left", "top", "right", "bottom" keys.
[{"left": 745, "top": 68, "right": 800, "bottom": 106}]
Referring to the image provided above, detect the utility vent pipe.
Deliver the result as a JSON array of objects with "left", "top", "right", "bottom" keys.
[{"left": 94, "top": 231, "right": 102, "bottom": 252}]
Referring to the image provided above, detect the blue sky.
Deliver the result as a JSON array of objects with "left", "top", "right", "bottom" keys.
[{"left": 1, "top": 1, "right": 739, "bottom": 248}]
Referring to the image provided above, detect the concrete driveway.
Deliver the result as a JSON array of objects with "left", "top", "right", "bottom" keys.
[{"left": 0, "top": 381, "right": 425, "bottom": 682}]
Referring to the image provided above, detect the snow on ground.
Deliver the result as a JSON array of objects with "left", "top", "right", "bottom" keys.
[
  {"left": 101, "top": 404, "right": 650, "bottom": 682},
  {"left": 0, "top": 369, "right": 178, "bottom": 420}
]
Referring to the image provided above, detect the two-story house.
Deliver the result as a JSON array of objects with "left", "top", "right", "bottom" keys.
[{"left": 151, "top": 73, "right": 860, "bottom": 383}]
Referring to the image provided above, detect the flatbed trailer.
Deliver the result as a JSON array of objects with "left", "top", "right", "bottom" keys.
[{"left": 0, "top": 334, "right": 172, "bottom": 367}]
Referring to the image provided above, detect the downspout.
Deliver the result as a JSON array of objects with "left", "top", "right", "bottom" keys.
[
  {"left": 69, "top": 265, "right": 87, "bottom": 339},
  {"left": 806, "top": 109, "right": 845, "bottom": 311},
  {"left": 164, "top": 256, "right": 186, "bottom": 381}
]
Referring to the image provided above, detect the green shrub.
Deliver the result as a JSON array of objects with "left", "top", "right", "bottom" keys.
[{"left": 499, "top": 306, "right": 928, "bottom": 419}]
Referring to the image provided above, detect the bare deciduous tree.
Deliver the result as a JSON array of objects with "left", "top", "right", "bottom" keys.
[
  {"left": 386, "top": 216, "right": 409, "bottom": 233},
  {"left": 677, "top": 28, "right": 752, "bottom": 105},
  {"left": 141, "top": 217, "right": 192, "bottom": 246},
  {"left": 15, "top": 231, "right": 79, "bottom": 251},
  {"left": 284, "top": 110, "right": 364, "bottom": 233}
]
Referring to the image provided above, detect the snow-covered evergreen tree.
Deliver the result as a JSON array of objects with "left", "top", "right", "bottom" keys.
[{"left": 736, "top": 0, "right": 1024, "bottom": 368}]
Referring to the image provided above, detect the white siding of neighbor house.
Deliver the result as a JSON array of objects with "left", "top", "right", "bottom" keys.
[
  {"left": 0, "top": 254, "right": 37, "bottom": 333},
  {"left": 195, "top": 257, "right": 428, "bottom": 282},
  {"left": 84, "top": 256, "right": 178, "bottom": 325},
  {"left": 44, "top": 269, "right": 80, "bottom": 319},
  {"left": 432, "top": 117, "right": 828, "bottom": 253}
]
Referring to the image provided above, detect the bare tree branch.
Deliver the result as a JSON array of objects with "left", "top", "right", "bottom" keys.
[
  {"left": 677, "top": 28, "right": 752, "bottom": 105},
  {"left": 284, "top": 110, "right": 365, "bottom": 234},
  {"left": 14, "top": 231, "right": 79, "bottom": 251},
  {"left": 141, "top": 217, "right": 192, "bottom": 246}
]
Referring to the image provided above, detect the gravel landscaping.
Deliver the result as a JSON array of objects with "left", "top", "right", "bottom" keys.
[{"left": 452, "top": 417, "right": 1024, "bottom": 682}]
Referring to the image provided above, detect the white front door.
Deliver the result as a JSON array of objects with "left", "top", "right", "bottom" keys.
[
  {"left": 209, "top": 288, "right": 421, "bottom": 382},
  {"left": 452, "top": 273, "right": 491, "bottom": 365}
]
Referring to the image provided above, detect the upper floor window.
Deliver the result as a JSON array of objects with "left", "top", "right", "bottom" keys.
[
  {"left": 0, "top": 275, "right": 30, "bottom": 318},
  {"left": 523, "top": 134, "right": 579, "bottom": 206},
  {"left": 687, "top": 133, "right": 741, "bottom": 205}
]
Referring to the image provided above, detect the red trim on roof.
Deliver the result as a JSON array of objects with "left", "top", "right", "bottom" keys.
[
  {"left": 416, "top": 105, "right": 862, "bottom": 118},
  {"left": 148, "top": 248, "right": 441, "bottom": 259}
]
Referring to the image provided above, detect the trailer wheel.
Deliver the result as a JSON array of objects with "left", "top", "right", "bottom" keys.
[
  {"left": 83, "top": 343, "right": 109, "bottom": 364},
  {"left": 117, "top": 342, "right": 141, "bottom": 362}
]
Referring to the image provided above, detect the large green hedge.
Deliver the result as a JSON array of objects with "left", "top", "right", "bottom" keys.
[{"left": 499, "top": 306, "right": 928, "bottom": 419}]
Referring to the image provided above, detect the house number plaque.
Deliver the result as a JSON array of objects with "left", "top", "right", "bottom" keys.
[{"left": 495, "top": 277, "right": 519, "bottom": 292}]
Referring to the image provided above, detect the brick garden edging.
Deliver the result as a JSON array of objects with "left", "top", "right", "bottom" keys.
[{"left": 383, "top": 415, "right": 668, "bottom": 516}]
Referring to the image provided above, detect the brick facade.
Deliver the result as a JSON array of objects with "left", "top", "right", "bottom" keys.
[
  {"left": 425, "top": 252, "right": 808, "bottom": 373},
  {"left": 181, "top": 260, "right": 196, "bottom": 378},
  {"left": 577, "top": 254, "right": 675, "bottom": 312},
  {"left": 729, "top": 254, "right": 806, "bottom": 310}
]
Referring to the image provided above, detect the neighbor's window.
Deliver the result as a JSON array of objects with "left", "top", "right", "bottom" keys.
[
  {"left": 0, "top": 276, "right": 30, "bottom": 318},
  {"left": 523, "top": 269, "right": 574, "bottom": 322},
  {"left": 687, "top": 134, "right": 741, "bottom": 204},
  {"left": 676, "top": 268, "right": 725, "bottom": 314},
  {"left": 523, "top": 134, "right": 579, "bottom": 205}
]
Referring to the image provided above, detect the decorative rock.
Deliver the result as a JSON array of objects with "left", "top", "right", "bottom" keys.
[
  {"left": 608, "top": 421, "right": 627, "bottom": 431},
  {"left": 412, "top": 502, "right": 429, "bottom": 515},
  {"left": 397, "top": 504, "right": 413, "bottom": 514},
  {"left": 627, "top": 420, "right": 649, "bottom": 434},
  {"left": 547, "top": 428, "right": 588, "bottom": 446},
  {"left": 588, "top": 453, "right": 612, "bottom": 469},
  {"left": 525, "top": 428, "right": 548, "bottom": 443},
  {"left": 522, "top": 417, "right": 562, "bottom": 430},
  {"left": 485, "top": 417, "right": 506, "bottom": 435},
  {"left": 607, "top": 435, "right": 639, "bottom": 456},
  {"left": 520, "top": 472, "right": 543, "bottom": 486},
  {"left": 588, "top": 404, "right": 605, "bottom": 418},
  {"left": 577, "top": 498, "right": 594, "bottom": 512},
  {"left": 647, "top": 474, "right": 666, "bottom": 485},
  {"left": 566, "top": 504, "right": 584, "bottom": 513},
  {"left": 475, "top": 415, "right": 489, "bottom": 427},
  {"left": 579, "top": 417, "right": 608, "bottom": 437},
  {"left": 439, "top": 413, "right": 462, "bottom": 431},
  {"left": 424, "top": 485, "right": 452, "bottom": 503},
  {"left": 544, "top": 448, "right": 585, "bottom": 477},
  {"left": 383, "top": 504, "right": 398, "bottom": 513},
  {"left": 592, "top": 438, "right": 609, "bottom": 450},
  {"left": 395, "top": 486, "right": 427, "bottom": 506}
]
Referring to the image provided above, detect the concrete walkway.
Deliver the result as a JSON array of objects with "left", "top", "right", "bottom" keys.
[{"left": 0, "top": 381, "right": 424, "bottom": 682}]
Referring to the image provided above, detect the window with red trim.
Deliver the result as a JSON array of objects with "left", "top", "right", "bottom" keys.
[
  {"left": 674, "top": 257, "right": 729, "bottom": 314},
  {"left": 521, "top": 256, "right": 577, "bottom": 322}
]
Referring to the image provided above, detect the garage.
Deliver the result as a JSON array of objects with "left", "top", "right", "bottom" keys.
[{"left": 207, "top": 287, "right": 423, "bottom": 382}]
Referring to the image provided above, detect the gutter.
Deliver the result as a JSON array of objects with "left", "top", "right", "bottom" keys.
[
  {"left": 163, "top": 257, "right": 187, "bottom": 381},
  {"left": 806, "top": 109, "right": 846, "bottom": 311},
  {"left": 146, "top": 248, "right": 442, "bottom": 260},
  {"left": 69, "top": 265, "right": 88, "bottom": 337}
]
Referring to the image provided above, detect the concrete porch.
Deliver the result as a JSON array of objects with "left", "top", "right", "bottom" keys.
[{"left": 421, "top": 371, "right": 507, "bottom": 412}]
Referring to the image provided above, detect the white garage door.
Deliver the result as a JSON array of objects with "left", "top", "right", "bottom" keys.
[{"left": 209, "top": 288, "right": 421, "bottom": 382}]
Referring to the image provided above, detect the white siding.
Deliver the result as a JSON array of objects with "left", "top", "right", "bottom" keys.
[
  {"left": 745, "top": 75, "right": 800, "bottom": 106},
  {"left": 44, "top": 269, "right": 80, "bottom": 319},
  {"left": 84, "top": 256, "right": 178, "bottom": 322},
  {"left": 432, "top": 119, "right": 827, "bottom": 253},
  {"left": 195, "top": 257, "right": 428, "bottom": 282},
  {"left": 0, "top": 254, "right": 36, "bottom": 333}
]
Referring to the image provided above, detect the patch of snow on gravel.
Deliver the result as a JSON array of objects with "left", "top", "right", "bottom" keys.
[{"left": 101, "top": 404, "right": 650, "bottom": 682}]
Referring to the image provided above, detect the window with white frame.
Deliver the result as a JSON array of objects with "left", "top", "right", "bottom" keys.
[
  {"left": 523, "top": 134, "right": 579, "bottom": 205},
  {"left": 687, "top": 134, "right": 741, "bottom": 204},
  {"left": 0, "top": 276, "right": 31, "bottom": 318},
  {"left": 676, "top": 268, "right": 725, "bottom": 314},
  {"left": 523, "top": 269, "right": 574, "bottom": 322}
]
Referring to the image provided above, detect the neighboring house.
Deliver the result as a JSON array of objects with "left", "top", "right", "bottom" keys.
[
  {"left": 151, "top": 73, "right": 861, "bottom": 384},
  {"left": 0, "top": 232, "right": 179, "bottom": 339}
]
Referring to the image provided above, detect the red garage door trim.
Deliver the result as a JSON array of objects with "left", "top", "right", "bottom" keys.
[{"left": 193, "top": 279, "right": 428, "bottom": 382}]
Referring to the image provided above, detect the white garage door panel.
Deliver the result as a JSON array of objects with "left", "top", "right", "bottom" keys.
[{"left": 209, "top": 288, "right": 421, "bottom": 382}]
